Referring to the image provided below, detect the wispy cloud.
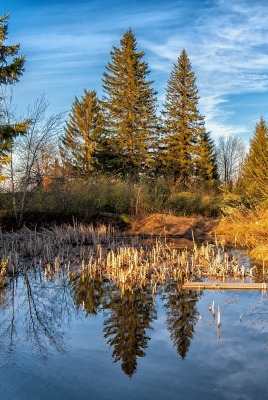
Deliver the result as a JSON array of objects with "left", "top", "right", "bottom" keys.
[
  {"left": 141, "top": 0, "right": 268, "bottom": 139},
  {"left": 8, "top": 0, "right": 268, "bottom": 141}
]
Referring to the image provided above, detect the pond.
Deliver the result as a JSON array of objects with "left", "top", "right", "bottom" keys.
[{"left": 0, "top": 270, "right": 268, "bottom": 400}]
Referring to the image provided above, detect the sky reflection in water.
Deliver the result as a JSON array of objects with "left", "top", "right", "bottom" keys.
[{"left": 0, "top": 270, "right": 267, "bottom": 400}]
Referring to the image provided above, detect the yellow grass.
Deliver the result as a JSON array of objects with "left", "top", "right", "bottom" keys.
[
  {"left": 0, "top": 222, "right": 263, "bottom": 292},
  {"left": 215, "top": 206, "right": 268, "bottom": 260}
]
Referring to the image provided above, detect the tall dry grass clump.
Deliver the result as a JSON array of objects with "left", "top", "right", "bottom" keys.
[{"left": 216, "top": 199, "right": 268, "bottom": 260}]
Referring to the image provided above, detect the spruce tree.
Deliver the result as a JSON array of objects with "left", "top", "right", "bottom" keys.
[
  {"left": 0, "top": 14, "right": 28, "bottom": 179},
  {"left": 162, "top": 49, "right": 216, "bottom": 188},
  {"left": 0, "top": 14, "right": 24, "bottom": 85},
  {"left": 101, "top": 29, "right": 158, "bottom": 177},
  {"left": 195, "top": 130, "right": 218, "bottom": 187},
  {"left": 243, "top": 117, "right": 268, "bottom": 199},
  {"left": 61, "top": 89, "right": 102, "bottom": 176}
]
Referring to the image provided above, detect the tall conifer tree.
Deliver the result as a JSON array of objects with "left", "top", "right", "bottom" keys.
[
  {"left": 101, "top": 29, "right": 158, "bottom": 177},
  {"left": 243, "top": 117, "right": 268, "bottom": 199},
  {"left": 195, "top": 130, "right": 218, "bottom": 186},
  {"left": 0, "top": 14, "right": 28, "bottom": 180},
  {"left": 61, "top": 89, "right": 102, "bottom": 176},
  {"left": 162, "top": 49, "right": 216, "bottom": 187}
]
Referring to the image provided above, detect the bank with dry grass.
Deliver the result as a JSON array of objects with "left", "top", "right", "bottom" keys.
[{"left": 215, "top": 205, "right": 268, "bottom": 261}]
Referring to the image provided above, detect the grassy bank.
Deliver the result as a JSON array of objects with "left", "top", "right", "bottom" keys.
[
  {"left": 0, "top": 176, "right": 221, "bottom": 229},
  {"left": 216, "top": 204, "right": 268, "bottom": 261},
  {"left": 1, "top": 175, "right": 267, "bottom": 263}
]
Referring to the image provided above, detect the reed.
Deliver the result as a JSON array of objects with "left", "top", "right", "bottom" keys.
[
  {"left": 0, "top": 223, "right": 261, "bottom": 292},
  {"left": 0, "top": 257, "right": 9, "bottom": 288}
]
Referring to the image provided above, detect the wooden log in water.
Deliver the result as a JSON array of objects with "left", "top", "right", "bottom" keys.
[{"left": 182, "top": 281, "right": 268, "bottom": 290}]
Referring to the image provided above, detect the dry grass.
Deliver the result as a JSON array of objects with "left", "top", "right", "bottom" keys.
[
  {"left": 128, "top": 213, "right": 219, "bottom": 242},
  {"left": 215, "top": 206, "right": 268, "bottom": 259},
  {"left": 0, "top": 223, "right": 118, "bottom": 274},
  {"left": 0, "top": 222, "right": 260, "bottom": 292},
  {"left": 0, "top": 257, "right": 8, "bottom": 288}
]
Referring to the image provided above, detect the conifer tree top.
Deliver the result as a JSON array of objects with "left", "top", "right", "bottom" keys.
[{"left": 0, "top": 14, "right": 25, "bottom": 85}]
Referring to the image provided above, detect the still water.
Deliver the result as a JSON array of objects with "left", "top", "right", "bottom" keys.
[{"left": 0, "top": 270, "right": 268, "bottom": 400}]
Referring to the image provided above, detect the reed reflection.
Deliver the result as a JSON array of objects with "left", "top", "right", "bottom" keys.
[{"left": 71, "top": 272, "right": 105, "bottom": 316}]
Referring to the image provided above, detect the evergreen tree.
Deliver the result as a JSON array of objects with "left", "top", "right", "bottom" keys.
[
  {"left": 243, "top": 117, "right": 268, "bottom": 199},
  {"left": 0, "top": 14, "right": 28, "bottom": 180},
  {"left": 101, "top": 29, "right": 158, "bottom": 177},
  {"left": 162, "top": 49, "right": 216, "bottom": 187},
  {"left": 195, "top": 130, "right": 218, "bottom": 187},
  {"left": 0, "top": 14, "right": 24, "bottom": 85},
  {"left": 61, "top": 89, "right": 102, "bottom": 176}
]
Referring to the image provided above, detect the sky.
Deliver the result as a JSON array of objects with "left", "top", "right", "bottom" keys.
[{"left": 4, "top": 0, "right": 268, "bottom": 144}]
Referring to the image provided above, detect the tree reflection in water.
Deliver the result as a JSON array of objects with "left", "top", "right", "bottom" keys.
[
  {"left": 162, "top": 281, "right": 201, "bottom": 359},
  {"left": 70, "top": 271, "right": 202, "bottom": 373},
  {"left": 0, "top": 268, "right": 202, "bottom": 374},
  {"left": 71, "top": 272, "right": 105, "bottom": 316},
  {"left": 102, "top": 284, "right": 157, "bottom": 377},
  {"left": 0, "top": 270, "right": 74, "bottom": 367},
  {"left": 70, "top": 271, "right": 157, "bottom": 377}
]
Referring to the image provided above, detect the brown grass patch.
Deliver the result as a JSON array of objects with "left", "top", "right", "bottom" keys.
[
  {"left": 215, "top": 207, "right": 268, "bottom": 260},
  {"left": 128, "top": 213, "right": 219, "bottom": 243}
]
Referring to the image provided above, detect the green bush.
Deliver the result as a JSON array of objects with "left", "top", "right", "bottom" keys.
[
  {"left": 0, "top": 175, "right": 221, "bottom": 228},
  {"left": 168, "top": 191, "right": 220, "bottom": 216}
]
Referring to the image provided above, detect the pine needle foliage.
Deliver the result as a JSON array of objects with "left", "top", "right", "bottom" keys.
[
  {"left": 195, "top": 130, "right": 218, "bottom": 186},
  {"left": 0, "top": 14, "right": 28, "bottom": 180},
  {"left": 162, "top": 49, "right": 217, "bottom": 187},
  {"left": 0, "top": 14, "right": 25, "bottom": 85},
  {"left": 243, "top": 117, "right": 268, "bottom": 199},
  {"left": 101, "top": 29, "right": 158, "bottom": 177},
  {"left": 61, "top": 89, "right": 103, "bottom": 176}
]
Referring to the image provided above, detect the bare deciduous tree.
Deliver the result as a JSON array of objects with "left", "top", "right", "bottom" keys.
[
  {"left": 216, "top": 135, "right": 246, "bottom": 190},
  {"left": 1, "top": 95, "right": 65, "bottom": 225}
]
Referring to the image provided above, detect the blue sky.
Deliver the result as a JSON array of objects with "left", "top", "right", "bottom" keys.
[{"left": 4, "top": 0, "right": 268, "bottom": 144}]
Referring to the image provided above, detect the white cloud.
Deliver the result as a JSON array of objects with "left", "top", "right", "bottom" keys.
[
  {"left": 138, "top": 0, "right": 268, "bottom": 139},
  {"left": 9, "top": 0, "right": 268, "bottom": 140}
]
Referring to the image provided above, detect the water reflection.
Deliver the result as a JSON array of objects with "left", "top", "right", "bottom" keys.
[
  {"left": 1, "top": 268, "right": 268, "bottom": 380},
  {"left": 71, "top": 273, "right": 105, "bottom": 317},
  {"left": 162, "top": 281, "right": 201, "bottom": 359},
  {"left": 0, "top": 271, "right": 74, "bottom": 367},
  {"left": 70, "top": 271, "right": 157, "bottom": 376},
  {"left": 102, "top": 284, "right": 157, "bottom": 377},
  {"left": 70, "top": 271, "right": 202, "bottom": 373}
]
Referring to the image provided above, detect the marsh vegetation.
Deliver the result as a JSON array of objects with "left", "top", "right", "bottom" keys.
[{"left": 0, "top": 223, "right": 264, "bottom": 290}]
